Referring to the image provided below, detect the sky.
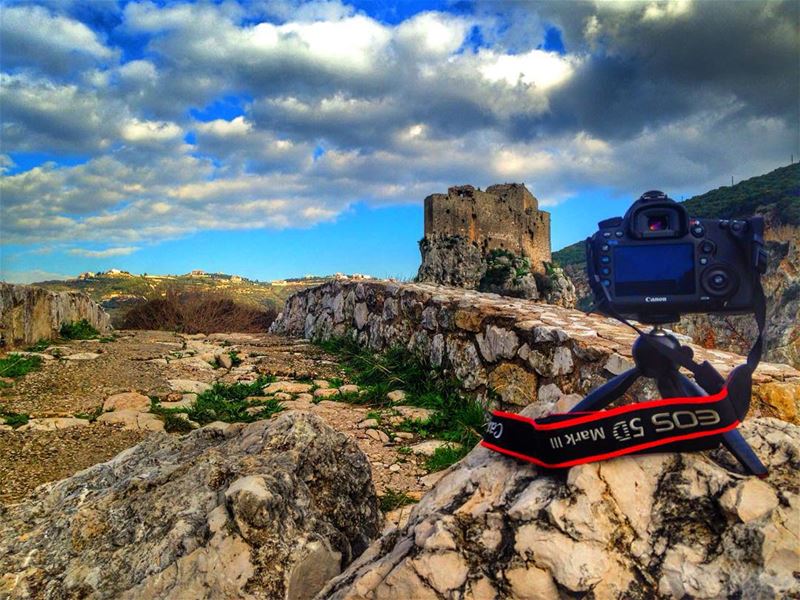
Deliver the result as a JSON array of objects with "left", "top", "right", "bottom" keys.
[{"left": 1, "top": 0, "right": 797, "bottom": 283}]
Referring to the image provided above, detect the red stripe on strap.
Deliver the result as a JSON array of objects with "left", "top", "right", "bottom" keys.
[
  {"left": 480, "top": 420, "right": 739, "bottom": 469},
  {"left": 490, "top": 387, "right": 728, "bottom": 431}
]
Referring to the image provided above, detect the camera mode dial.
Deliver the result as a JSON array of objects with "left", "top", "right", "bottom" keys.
[{"left": 701, "top": 266, "right": 739, "bottom": 298}]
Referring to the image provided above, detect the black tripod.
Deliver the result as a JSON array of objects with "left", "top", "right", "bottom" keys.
[{"left": 568, "top": 327, "right": 767, "bottom": 477}]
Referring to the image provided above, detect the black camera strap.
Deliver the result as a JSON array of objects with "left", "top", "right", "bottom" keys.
[
  {"left": 482, "top": 278, "right": 767, "bottom": 469},
  {"left": 482, "top": 388, "right": 740, "bottom": 468}
]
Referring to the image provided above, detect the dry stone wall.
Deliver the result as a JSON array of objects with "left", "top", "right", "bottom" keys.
[
  {"left": 271, "top": 280, "right": 800, "bottom": 424},
  {"left": 0, "top": 283, "right": 111, "bottom": 348}
]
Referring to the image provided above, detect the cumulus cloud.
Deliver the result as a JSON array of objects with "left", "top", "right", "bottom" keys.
[
  {"left": 0, "top": 4, "right": 116, "bottom": 76},
  {"left": 1, "top": 0, "right": 796, "bottom": 253}
]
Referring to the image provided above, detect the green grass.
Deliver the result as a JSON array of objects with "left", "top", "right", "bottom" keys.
[
  {"left": 379, "top": 488, "right": 417, "bottom": 512},
  {"left": 318, "top": 337, "right": 485, "bottom": 471},
  {"left": 425, "top": 445, "right": 469, "bottom": 472},
  {"left": 74, "top": 406, "right": 103, "bottom": 421},
  {"left": 228, "top": 351, "right": 243, "bottom": 366},
  {"left": 0, "top": 355, "right": 43, "bottom": 378},
  {"left": 0, "top": 410, "right": 30, "bottom": 428},
  {"left": 163, "top": 414, "right": 195, "bottom": 433},
  {"left": 328, "top": 376, "right": 344, "bottom": 388},
  {"left": 26, "top": 340, "right": 51, "bottom": 352},
  {"left": 152, "top": 375, "right": 282, "bottom": 425},
  {"left": 59, "top": 319, "right": 100, "bottom": 340}
]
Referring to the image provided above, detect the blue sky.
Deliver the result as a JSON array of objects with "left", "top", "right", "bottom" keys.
[{"left": 1, "top": 0, "right": 797, "bottom": 283}]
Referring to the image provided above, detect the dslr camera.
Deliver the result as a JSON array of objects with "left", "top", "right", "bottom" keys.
[{"left": 586, "top": 190, "right": 768, "bottom": 324}]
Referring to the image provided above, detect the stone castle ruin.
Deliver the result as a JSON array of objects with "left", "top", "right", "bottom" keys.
[
  {"left": 423, "top": 183, "right": 551, "bottom": 268},
  {"left": 417, "top": 183, "right": 574, "bottom": 305}
]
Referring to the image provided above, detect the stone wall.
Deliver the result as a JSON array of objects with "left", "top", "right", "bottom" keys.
[
  {"left": 0, "top": 283, "right": 111, "bottom": 348},
  {"left": 271, "top": 280, "right": 800, "bottom": 423}
]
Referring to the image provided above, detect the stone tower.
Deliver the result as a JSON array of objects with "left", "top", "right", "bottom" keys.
[{"left": 418, "top": 183, "right": 552, "bottom": 289}]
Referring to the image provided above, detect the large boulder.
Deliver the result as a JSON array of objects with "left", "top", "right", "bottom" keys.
[
  {"left": 0, "top": 412, "right": 380, "bottom": 599},
  {"left": 319, "top": 417, "right": 799, "bottom": 599},
  {"left": 0, "top": 282, "right": 111, "bottom": 348}
]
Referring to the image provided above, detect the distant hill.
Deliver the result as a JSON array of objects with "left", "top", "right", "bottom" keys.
[
  {"left": 32, "top": 271, "right": 340, "bottom": 327},
  {"left": 553, "top": 162, "right": 800, "bottom": 268}
]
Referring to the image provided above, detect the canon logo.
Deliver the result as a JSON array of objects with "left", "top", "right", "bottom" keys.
[{"left": 645, "top": 296, "right": 668, "bottom": 303}]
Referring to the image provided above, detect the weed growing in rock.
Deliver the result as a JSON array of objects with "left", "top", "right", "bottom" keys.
[
  {"left": 425, "top": 444, "right": 468, "bottom": 472},
  {"left": 0, "top": 355, "right": 43, "bottom": 378},
  {"left": 153, "top": 376, "right": 282, "bottom": 425},
  {"left": 328, "top": 377, "right": 344, "bottom": 388},
  {"left": 228, "top": 351, "right": 243, "bottom": 366},
  {"left": 26, "top": 340, "right": 51, "bottom": 352},
  {"left": 379, "top": 488, "right": 417, "bottom": 512},
  {"left": 60, "top": 319, "right": 100, "bottom": 340},
  {"left": 318, "top": 337, "right": 484, "bottom": 471},
  {"left": 163, "top": 414, "right": 195, "bottom": 433},
  {"left": 74, "top": 407, "right": 103, "bottom": 422},
  {"left": 0, "top": 409, "right": 29, "bottom": 428}
]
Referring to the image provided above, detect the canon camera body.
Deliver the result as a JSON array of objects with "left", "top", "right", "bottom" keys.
[{"left": 586, "top": 190, "right": 768, "bottom": 324}]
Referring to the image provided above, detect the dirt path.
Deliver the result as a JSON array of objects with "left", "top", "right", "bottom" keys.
[{"left": 0, "top": 331, "right": 443, "bottom": 515}]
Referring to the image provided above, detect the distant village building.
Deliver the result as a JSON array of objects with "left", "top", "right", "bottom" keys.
[
  {"left": 230, "top": 275, "right": 243, "bottom": 283},
  {"left": 189, "top": 270, "right": 207, "bottom": 277}
]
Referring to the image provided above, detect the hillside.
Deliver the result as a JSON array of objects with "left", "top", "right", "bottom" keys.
[
  {"left": 32, "top": 271, "right": 337, "bottom": 327},
  {"left": 553, "top": 162, "right": 800, "bottom": 268}
]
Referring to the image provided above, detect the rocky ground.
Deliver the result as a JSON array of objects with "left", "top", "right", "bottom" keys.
[{"left": 0, "top": 331, "right": 449, "bottom": 518}]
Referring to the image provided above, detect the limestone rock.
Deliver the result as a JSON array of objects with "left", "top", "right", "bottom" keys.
[
  {"left": 63, "top": 352, "right": 101, "bottom": 361},
  {"left": 365, "top": 429, "right": 390, "bottom": 444},
  {"left": 476, "top": 325, "right": 519, "bottom": 362},
  {"left": 17, "top": 417, "right": 89, "bottom": 432},
  {"left": 393, "top": 405, "right": 434, "bottom": 422},
  {"left": 314, "top": 388, "right": 340, "bottom": 399},
  {"left": 264, "top": 381, "right": 313, "bottom": 395},
  {"left": 488, "top": 363, "right": 537, "bottom": 406},
  {"left": 168, "top": 379, "right": 212, "bottom": 394},
  {"left": 386, "top": 390, "right": 406, "bottom": 403},
  {"left": 320, "top": 418, "right": 799, "bottom": 599},
  {"left": 103, "top": 391, "right": 151, "bottom": 412},
  {"left": 0, "top": 282, "right": 111, "bottom": 348},
  {"left": 0, "top": 413, "right": 380, "bottom": 600},
  {"left": 409, "top": 440, "right": 461, "bottom": 457},
  {"left": 97, "top": 410, "right": 164, "bottom": 432},
  {"left": 217, "top": 352, "right": 233, "bottom": 369}
]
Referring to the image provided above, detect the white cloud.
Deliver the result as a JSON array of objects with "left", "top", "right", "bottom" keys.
[
  {"left": 0, "top": 5, "right": 115, "bottom": 75},
  {"left": 68, "top": 246, "right": 141, "bottom": 258},
  {"left": 121, "top": 119, "right": 183, "bottom": 143},
  {"left": 0, "top": 0, "right": 796, "bottom": 258}
]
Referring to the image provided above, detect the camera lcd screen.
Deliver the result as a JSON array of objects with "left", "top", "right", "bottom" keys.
[{"left": 613, "top": 244, "right": 695, "bottom": 296}]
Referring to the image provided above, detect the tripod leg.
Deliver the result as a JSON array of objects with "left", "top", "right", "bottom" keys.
[
  {"left": 568, "top": 367, "right": 640, "bottom": 413},
  {"left": 674, "top": 373, "right": 767, "bottom": 477},
  {"left": 720, "top": 430, "right": 768, "bottom": 478}
]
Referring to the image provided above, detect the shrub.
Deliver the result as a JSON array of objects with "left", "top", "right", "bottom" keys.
[
  {"left": 60, "top": 319, "right": 100, "bottom": 340},
  {"left": 379, "top": 488, "right": 417, "bottom": 512},
  {"left": 0, "top": 410, "right": 29, "bottom": 428},
  {"left": 0, "top": 355, "right": 43, "bottom": 378},
  {"left": 121, "top": 288, "right": 277, "bottom": 333},
  {"left": 162, "top": 414, "right": 195, "bottom": 433}
]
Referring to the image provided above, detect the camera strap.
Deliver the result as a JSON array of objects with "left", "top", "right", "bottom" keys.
[
  {"left": 481, "top": 278, "right": 767, "bottom": 469},
  {"left": 481, "top": 388, "right": 740, "bottom": 468}
]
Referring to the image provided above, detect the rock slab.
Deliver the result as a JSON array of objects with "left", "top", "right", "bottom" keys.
[
  {"left": 0, "top": 412, "right": 380, "bottom": 600},
  {"left": 0, "top": 282, "right": 111, "bottom": 348},
  {"left": 319, "top": 418, "right": 799, "bottom": 599}
]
